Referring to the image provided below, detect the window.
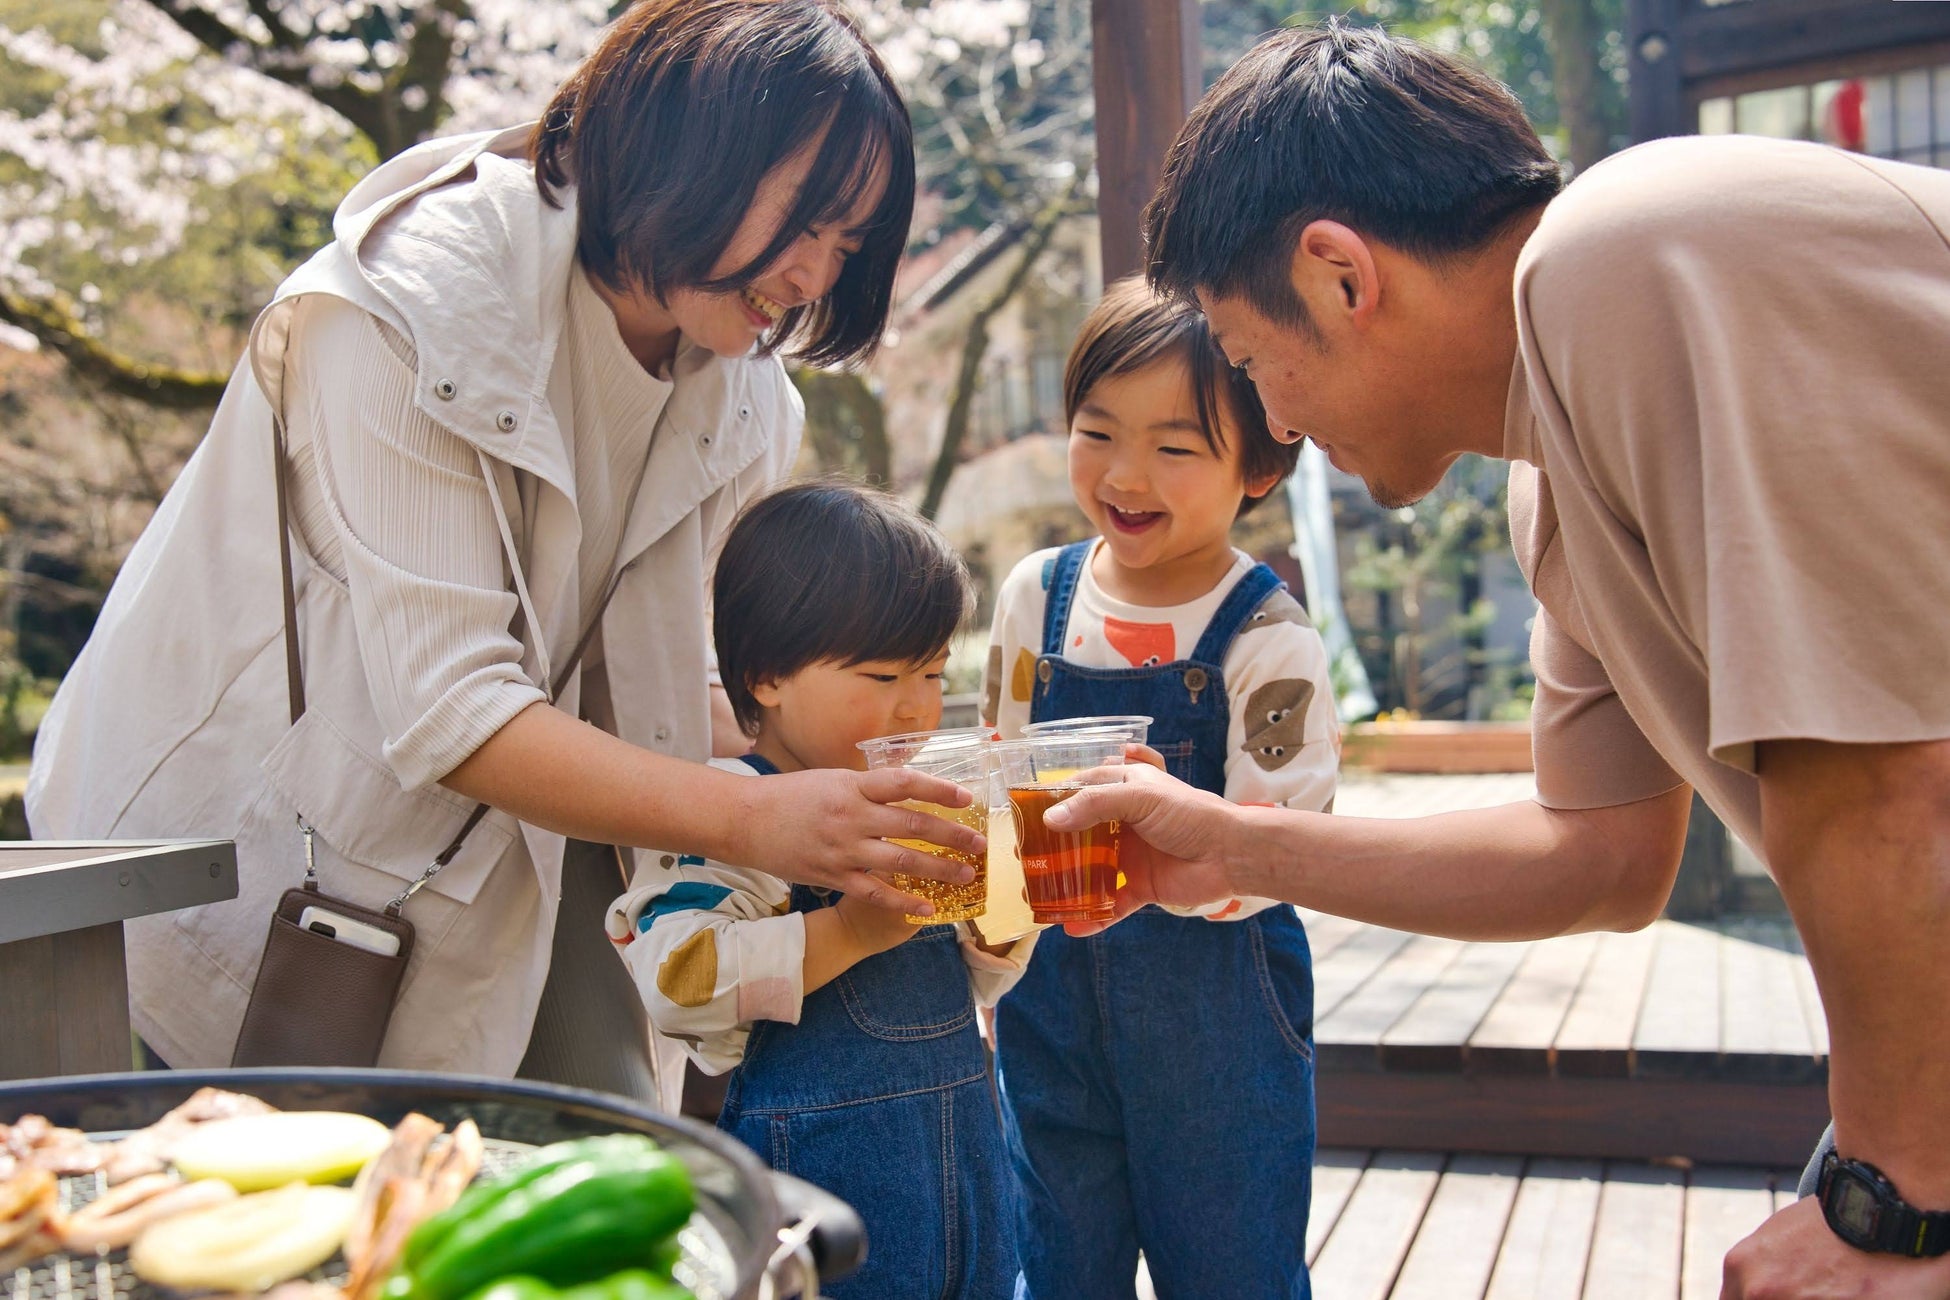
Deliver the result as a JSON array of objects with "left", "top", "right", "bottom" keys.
[{"left": 1699, "top": 66, "right": 1950, "bottom": 166}]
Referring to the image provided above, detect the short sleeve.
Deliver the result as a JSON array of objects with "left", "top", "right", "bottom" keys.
[
  {"left": 1519, "top": 138, "right": 1950, "bottom": 772},
  {"left": 1528, "top": 604, "right": 1682, "bottom": 810}
]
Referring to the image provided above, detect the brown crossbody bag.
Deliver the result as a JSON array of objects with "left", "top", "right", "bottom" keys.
[{"left": 231, "top": 409, "right": 624, "bottom": 1067}]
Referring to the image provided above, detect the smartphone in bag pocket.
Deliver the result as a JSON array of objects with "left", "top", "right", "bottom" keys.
[
  {"left": 297, "top": 904, "right": 402, "bottom": 956},
  {"left": 230, "top": 884, "right": 415, "bottom": 1068}
]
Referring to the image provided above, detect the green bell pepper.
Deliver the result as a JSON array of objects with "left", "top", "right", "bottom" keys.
[
  {"left": 465, "top": 1271, "right": 693, "bottom": 1300},
  {"left": 395, "top": 1136, "right": 694, "bottom": 1300},
  {"left": 404, "top": 1136, "right": 663, "bottom": 1273}
]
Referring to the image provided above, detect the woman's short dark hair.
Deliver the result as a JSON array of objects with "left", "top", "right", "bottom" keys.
[
  {"left": 1144, "top": 19, "right": 1563, "bottom": 328},
  {"left": 534, "top": 0, "right": 916, "bottom": 368},
  {"left": 1064, "top": 276, "right": 1299, "bottom": 516},
  {"left": 714, "top": 480, "right": 974, "bottom": 735}
]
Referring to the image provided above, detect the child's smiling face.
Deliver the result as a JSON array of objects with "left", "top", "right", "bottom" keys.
[
  {"left": 749, "top": 653, "right": 951, "bottom": 774},
  {"left": 1068, "top": 353, "right": 1279, "bottom": 604}
]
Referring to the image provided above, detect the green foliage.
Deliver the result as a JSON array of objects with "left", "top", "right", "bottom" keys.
[
  {"left": 0, "top": 0, "right": 374, "bottom": 370},
  {"left": 1211, "top": 0, "right": 1628, "bottom": 160},
  {"left": 1342, "top": 456, "right": 1527, "bottom": 719}
]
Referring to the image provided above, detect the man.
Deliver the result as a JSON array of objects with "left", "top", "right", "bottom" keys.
[{"left": 1049, "top": 20, "right": 1950, "bottom": 1295}]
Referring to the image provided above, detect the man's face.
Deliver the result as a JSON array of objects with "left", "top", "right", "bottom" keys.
[{"left": 1199, "top": 285, "right": 1465, "bottom": 510}]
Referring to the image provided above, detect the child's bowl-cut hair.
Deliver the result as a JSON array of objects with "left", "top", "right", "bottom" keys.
[
  {"left": 714, "top": 480, "right": 974, "bottom": 736},
  {"left": 1064, "top": 276, "right": 1300, "bottom": 515},
  {"left": 533, "top": 0, "right": 916, "bottom": 368}
]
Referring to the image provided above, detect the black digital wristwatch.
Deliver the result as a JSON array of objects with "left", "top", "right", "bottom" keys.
[{"left": 1817, "top": 1151, "right": 1950, "bottom": 1257}]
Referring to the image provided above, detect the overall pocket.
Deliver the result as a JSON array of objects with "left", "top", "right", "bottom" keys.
[
  {"left": 1248, "top": 909, "right": 1316, "bottom": 1060},
  {"left": 836, "top": 924, "right": 975, "bottom": 1041}
]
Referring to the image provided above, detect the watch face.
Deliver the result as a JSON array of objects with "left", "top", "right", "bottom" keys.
[{"left": 1834, "top": 1172, "right": 1883, "bottom": 1240}]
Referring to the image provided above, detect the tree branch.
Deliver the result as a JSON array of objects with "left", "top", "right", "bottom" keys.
[
  {"left": 144, "top": 0, "right": 254, "bottom": 61},
  {"left": 142, "top": 0, "right": 471, "bottom": 159},
  {"left": 0, "top": 289, "right": 229, "bottom": 410},
  {"left": 918, "top": 169, "right": 1084, "bottom": 522}
]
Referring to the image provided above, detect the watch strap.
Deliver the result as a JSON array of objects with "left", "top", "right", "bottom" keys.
[{"left": 1819, "top": 1150, "right": 1950, "bottom": 1258}]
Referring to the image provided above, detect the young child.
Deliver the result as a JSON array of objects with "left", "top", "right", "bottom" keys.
[
  {"left": 608, "top": 480, "right": 1031, "bottom": 1300},
  {"left": 982, "top": 277, "right": 1337, "bottom": 1298}
]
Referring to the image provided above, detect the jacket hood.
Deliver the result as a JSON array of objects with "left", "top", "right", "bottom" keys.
[{"left": 250, "top": 124, "right": 578, "bottom": 491}]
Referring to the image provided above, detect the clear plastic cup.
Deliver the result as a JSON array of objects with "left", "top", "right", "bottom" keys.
[
  {"left": 857, "top": 728, "right": 991, "bottom": 924},
  {"left": 996, "top": 737, "right": 1124, "bottom": 925},
  {"left": 1020, "top": 715, "right": 1152, "bottom": 744}
]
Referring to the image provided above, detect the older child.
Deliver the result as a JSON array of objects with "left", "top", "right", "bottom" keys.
[
  {"left": 610, "top": 481, "right": 1030, "bottom": 1299},
  {"left": 983, "top": 277, "right": 1337, "bottom": 1298}
]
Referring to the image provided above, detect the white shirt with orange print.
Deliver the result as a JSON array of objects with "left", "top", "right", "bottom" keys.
[{"left": 982, "top": 541, "right": 1340, "bottom": 921}]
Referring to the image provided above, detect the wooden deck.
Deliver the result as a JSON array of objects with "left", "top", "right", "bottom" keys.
[
  {"left": 1313, "top": 775, "right": 1830, "bottom": 1168},
  {"left": 1303, "top": 1148, "right": 1800, "bottom": 1299}
]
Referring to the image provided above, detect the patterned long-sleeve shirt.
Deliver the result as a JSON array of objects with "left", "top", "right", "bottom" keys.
[{"left": 606, "top": 757, "right": 1038, "bottom": 1075}]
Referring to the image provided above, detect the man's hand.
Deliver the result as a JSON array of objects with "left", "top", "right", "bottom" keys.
[
  {"left": 1042, "top": 764, "right": 1242, "bottom": 933},
  {"left": 733, "top": 766, "right": 988, "bottom": 915},
  {"left": 1722, "top": 1196, "right": 1950, "bottom": 1298}
]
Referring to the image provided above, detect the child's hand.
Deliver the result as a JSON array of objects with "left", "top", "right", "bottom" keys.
[{"left": 835, "top": 892, "right": 921, "bottom": 957}]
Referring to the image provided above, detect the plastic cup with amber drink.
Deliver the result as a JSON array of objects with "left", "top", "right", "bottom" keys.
[
  {"left": 996, "top": 736, "right": 1126, "bottom": 926},
  {"left": 857, "top": 727, "right": 992, "bottom": 925},
  {"left": 1019, "top": 716, "right": 1151, "bottom": 780}
]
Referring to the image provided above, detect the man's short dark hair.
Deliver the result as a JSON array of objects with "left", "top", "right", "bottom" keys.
[
  {"left": 714, "top": 480, "right": 974, "bottom": 735},
  {"left": 1065, "top": 276, "right": 1300, "bottom": 516},
  {"left": 1144, "top": 19, "right": 1563, "bottom": 327},
  {"left": 534, "top": 0, "right": 915, "bottom": 368}
]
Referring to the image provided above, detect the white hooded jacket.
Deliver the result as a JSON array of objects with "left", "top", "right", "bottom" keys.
[{"left": 27, "top": 123, "right": 802, "bottom": 1073}]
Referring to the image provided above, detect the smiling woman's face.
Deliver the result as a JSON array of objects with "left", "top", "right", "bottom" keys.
[{"left": 607, "top": 131, "right": 889, "bottom": 365}]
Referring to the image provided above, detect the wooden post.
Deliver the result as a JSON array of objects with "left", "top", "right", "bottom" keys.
[
  {"left": 1626, "top": 0, "right": 1688, "bottom": 143},
  {"left": 1090, "top": 0, "right": 1201, "bottom": 282}
]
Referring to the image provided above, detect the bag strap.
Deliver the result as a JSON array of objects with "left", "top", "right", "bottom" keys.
[{"left": 272, "top": 409, "right": 625, "bottom": 915}]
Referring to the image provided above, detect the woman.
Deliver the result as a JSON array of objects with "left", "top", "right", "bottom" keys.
[{"left": 26, "top": 0, "right": 980, "bottom": 1097}]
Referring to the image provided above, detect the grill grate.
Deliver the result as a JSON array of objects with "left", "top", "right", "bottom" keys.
[{"left": 9, "top": 1139, "right": 732, "bottom": 1300}]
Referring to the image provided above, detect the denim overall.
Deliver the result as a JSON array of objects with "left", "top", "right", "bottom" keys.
[
  {"left": 997, "top": 542, "right": 1317, "bottom": 1300},
  {"left": 717, "top": 757, "right": 1018, "bottom": 1300}
]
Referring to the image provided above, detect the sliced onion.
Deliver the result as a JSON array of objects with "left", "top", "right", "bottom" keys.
[{"left": 129, "top": 1183, "right": 355, "bottom": 1292}]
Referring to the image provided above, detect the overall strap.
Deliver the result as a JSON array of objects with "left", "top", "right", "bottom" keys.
[
  {"left": 1187, "top": 563, "right": 1286, "bottom": 667},
  {"left": 1040, "top": 541, "right": 1094, "bottom": 657}
]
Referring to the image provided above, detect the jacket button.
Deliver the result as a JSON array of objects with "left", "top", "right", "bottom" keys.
[
  {"left": 434, "top": 379, "right": 457, "bottom": 400},
  {"left": 496, "top": 410, "right": 517, "bottom": 432},
  {"left": 698, "top": 433, "right": 712, "bottom": 448},
  {"left": 1036, "top": 660, "right": 1053, "bottom": 683},
  {"left": 737, "top": 404, "right": 751, "bottom": 420},
  {"left": 654, "top": 725, "right": 671, "bottom": 742}
]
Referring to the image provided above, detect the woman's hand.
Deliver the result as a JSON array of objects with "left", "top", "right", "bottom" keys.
[
  {"left": 1043, "top": 764, "right": 1244, "bottom": 933},
  {"left": 731, "top": 766, "right": 988, "bottom": 915},
  {"left": 444, "top": 704, "right": 984, "bottom": 915}
]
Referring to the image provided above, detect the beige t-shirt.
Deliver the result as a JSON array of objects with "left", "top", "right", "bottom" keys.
[{"left": 1508, "top": 134, "right": 1950, "bottom": 852}]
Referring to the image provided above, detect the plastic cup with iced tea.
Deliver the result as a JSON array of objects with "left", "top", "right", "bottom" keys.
[
  {"left": 997, "top": 736, "right": 1126, "bottom": 925},
  {"left": 1019, "top": 716, "right": 1151, "bottom": 780},
  {"left": 857, "top": 727, "right": 991, "bottom": 924}
]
